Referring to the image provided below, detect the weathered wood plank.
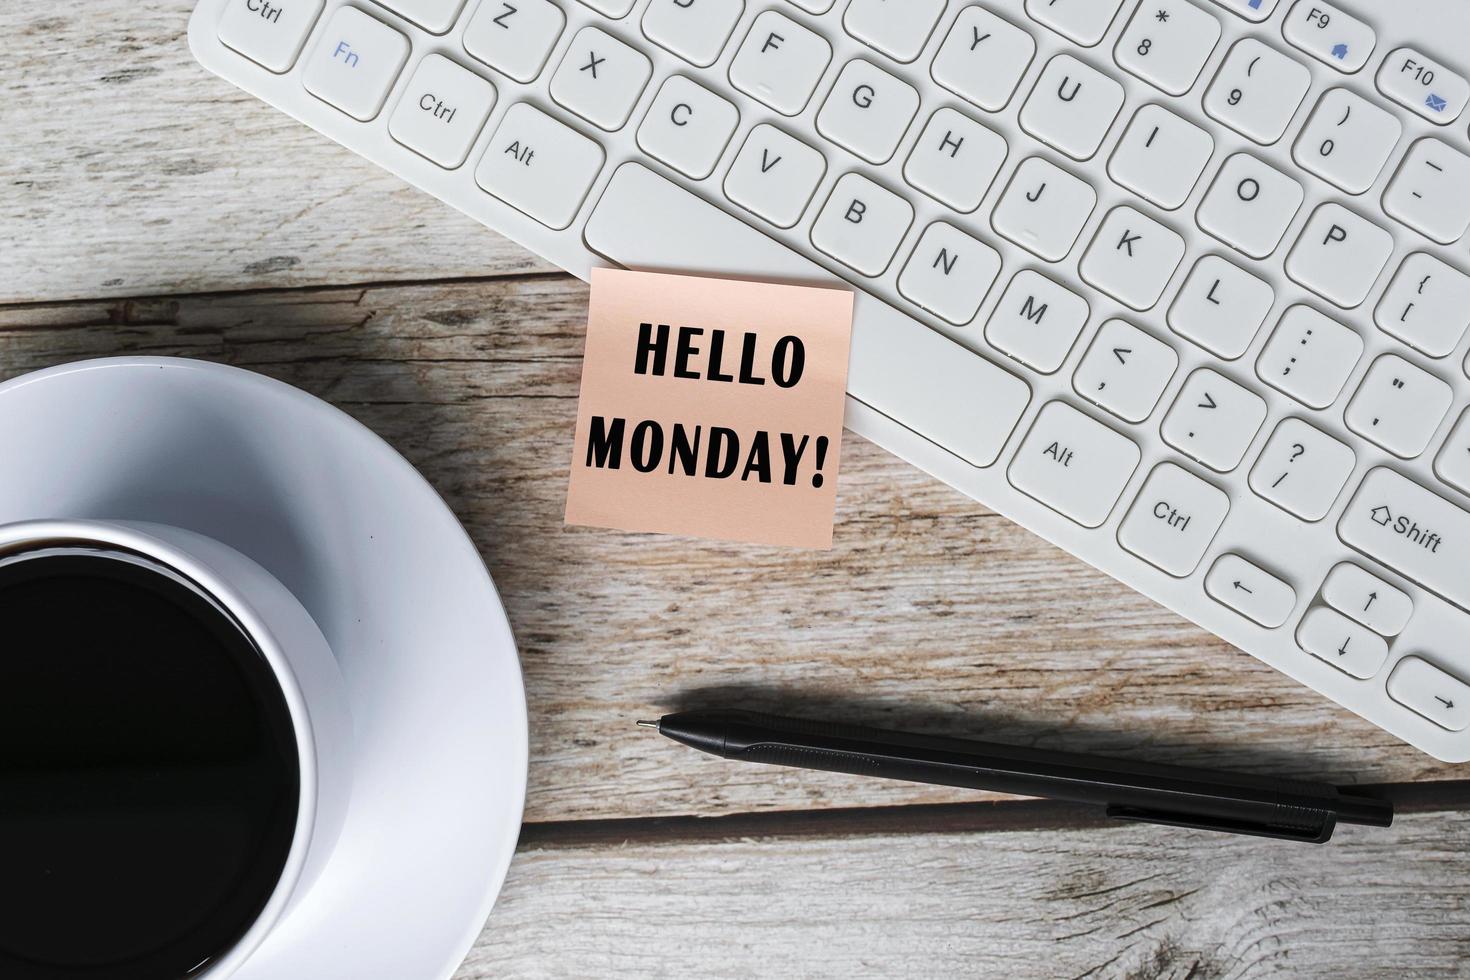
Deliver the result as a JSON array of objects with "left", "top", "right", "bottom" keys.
[
  {"left": 0, "top": 3, "right": 549, "bottom": 305},
  {"left": 0, "top": 275, "right": 1460, "bottom": 825},
  {"left": 460, "top": 809, "right": 1470, "bottom": 978}
]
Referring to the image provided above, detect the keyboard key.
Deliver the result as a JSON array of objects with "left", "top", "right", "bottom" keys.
[
  {"left": 930, "top": 7, "right": 1036, "bottom": 113},
  {"left": 991, "top": 156, "right": 1097, "bottom": 262},
  {"left": 463, "top": 0, "right": 564, "bottom": 83},
  {"left": 1107, "top": 104, "right": 1214, "bottom": 210},
  {"left": 1196, "top": 152, "right": 1304, "bottom": 259},
  {"left": 1344, "top": 354, "right": 1454, "bottom": 459},
  {"left": 1338, "top": 467, "right": 1470, "bottom": 611},
  {"left": 302, "top": 7, "right": 410, "bottom": 121},
  {"left": 1322, "top": 563, "right": 1413, "bottom": 636},
  {"left": 636, "top": 76, "right": 739, "bottom": 180},
  {"left": 389, "top": 54, "right": 497, "bottom": 169},
  {"left": 1168, "top": 255, "right": 1274, "bottom": 359},
  {"left": 785, "top": 0, "right": 834, "bottom": 12},
  {"left": 641, "top": 0, "right": 743, "bottom": 68},
  {"left": 1020, "top": 55, "right": 1125, "bottom": 161},
  {"left": 1205, "top": 554, "right": 1296, "bottom": 627},
  {"left": 1284, "top": 203, "right": 1393, "bottom": 309},
  {"left": 1291, "top": 88, "right": 1402, "bottom": 195},
  {"left": 1079, "top": 206, "right": 1185, "bottom": 311},
  {"left": 1209, "top": 0, "right": 1281, "bottom": 22},
  {"left": 1025, "top": 0, "right": 1125, "bottom": 47},
  {"left": 1436, "top": 409, "right": 1470, "bottom": 496},
  {"left": 1383, "top": 138, "right": 1470, "bottom": 245},
  {"left": 1296, "top": 606, "right": 1388, "bottom": 678},
  {"left": 1377, "top": 47, "right": 1468, "bottom": 125},
  {"left": 903, "top": 108, "right": 1008, "bottom": 214},
  {"left": 376, "top": 0, "right": 466, "bottom": 33},
  {"left": 1375, "top": 253, "right": 1470, "bottom": 358},
  {"left": 475, "top": 103, "right": 605, "bottom": 229},
  {"left": 729, "top": 10, "right": 831, "bottom": 116},
  {"left": 816, "top": 59, "right": 920, "bottom": 165},
  {"left": 1248, "top": 417, "right": 1355, "bottom": 521},
  {"left": 218, "top": 0, "right": 323, "bottom": 72},
  {"left": 579, "top": 0, "right": 634, "bottom": 16},
  {"left": 1256, "top": 305, "right": 1362, "bottom": 409},
  {"left": 1388, "top": 658, "right": 1470, "bottom": 732},
  {"left": 1072, "top": 319, "right": 1179, "bottom": 423},
  {"left": 985, "top": 271, "right": 1091, "bottom": 374},
  {"left": 1282, "top": 0, "right": 1374, "bottom": 73},
  {"left": 1161, "top": 368, "right": 1267, "bottom": 472},
  {"left": 1113, "top": 0, "right": 1221, "bottom": 96},
  {"left": 810, "top": 173, "right": 913, "bottom": 277},
  {"left": 1203, "top": 38, "right": 1311, "bottom": 144},
  {"left": 843, "top": 0, "right": 945, "bottom": 64},
  {"left": 897, "top": 223, "right": 1002, "bottom": 326},
  {"left": 1008, "top": 401, "right": 1141, "bottom": 528},
  {"left": 585, "top": 163, "right": 1032, "bottom": 468},
  {"left": 1118, "top": 462, "right": 1230, "bottom": 576},
  {"left": 549, "top": 26, "right": 652, "bottom": 131},
  {"left": 723, "top": 124, "right": 826, "bottom": 228}
]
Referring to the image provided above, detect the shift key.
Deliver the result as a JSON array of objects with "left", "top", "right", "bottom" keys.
[{"left": 1338, "top": 467, "right": 1470, "bottom": 610}]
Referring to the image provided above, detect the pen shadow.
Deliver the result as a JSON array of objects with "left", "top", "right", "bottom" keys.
[{"left": 666, "top": 682, "right": 1385, "bottom": 785}]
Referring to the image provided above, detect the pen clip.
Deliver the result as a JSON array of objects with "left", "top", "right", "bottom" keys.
[{"left": 1105, "top": 805, "right": 1337, "bottom": 844}]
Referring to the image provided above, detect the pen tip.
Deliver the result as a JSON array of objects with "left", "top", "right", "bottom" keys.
[{"left": 636, "top": 719, "right": 659, "bottom": 729}]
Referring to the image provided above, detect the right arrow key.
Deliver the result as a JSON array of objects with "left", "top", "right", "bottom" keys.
[{"left": 1388, "top": 657, "right": 1470, "bottom": 732}]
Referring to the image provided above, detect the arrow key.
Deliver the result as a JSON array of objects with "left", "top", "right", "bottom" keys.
[
  {"left": 1072, "top": 319, "right": 1179, "bottom": 423},
  {"left": 1321, "top": 562, "right": 1413, "bottom": 636},
  {"left": 1388, "top": 657, "right": 1470, "bottom": 731},
  {"left": 1205, "top": 554, "right": 1297, "bottom": 627},
  {"left": 1297, "top": 606, "right": 1389, "bottom": 678}
]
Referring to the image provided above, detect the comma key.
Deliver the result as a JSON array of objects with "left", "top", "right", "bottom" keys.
[{"left": 1338, "top": 468, "right": 1470, "bottom": 611}]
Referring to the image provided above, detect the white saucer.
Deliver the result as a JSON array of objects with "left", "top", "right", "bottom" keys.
[{"left": 0, "top": 358, "right": 527, "bottom": 979}]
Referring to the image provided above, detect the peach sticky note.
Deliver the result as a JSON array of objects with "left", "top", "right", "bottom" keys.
[{"left": 566, "top": 268, "right": 855, "bottom": 548}]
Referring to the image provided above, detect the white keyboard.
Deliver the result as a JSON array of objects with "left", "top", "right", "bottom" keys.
[{"left": 190, "top": 0, "right": 1470, "bottom": 760}]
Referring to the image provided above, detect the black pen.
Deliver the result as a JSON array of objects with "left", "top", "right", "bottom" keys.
[{"left": 638, "top": 709, "right": 1393, "bottom": 843}]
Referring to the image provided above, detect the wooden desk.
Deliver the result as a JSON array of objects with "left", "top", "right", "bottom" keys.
[{"left": 5, "top": 5, "right": 1468, "bottom": 974}]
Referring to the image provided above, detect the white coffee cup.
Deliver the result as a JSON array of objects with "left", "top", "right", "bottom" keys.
[{"left": 0, "top": 518, "right": 353, "bottom": 979}]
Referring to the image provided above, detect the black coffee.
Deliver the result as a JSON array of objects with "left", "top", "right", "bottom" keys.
[{"left": 0, "top": 550, "right": 300, "bottom": 980}]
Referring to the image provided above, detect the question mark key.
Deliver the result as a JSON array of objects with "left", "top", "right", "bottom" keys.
[{"left": 1247, "top": 418, "right": 1357, "bottom": 521}]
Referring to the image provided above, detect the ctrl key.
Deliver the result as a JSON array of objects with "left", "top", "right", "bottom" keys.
[
  {"left": 1388, "top": 657, "right": 1470, "bottom": 731},
  {"left": 476, "top": 104, "right": 605, "bottom": 231},
  {"left": 218, "top": 0, "right": 325, "bottom": 73}
]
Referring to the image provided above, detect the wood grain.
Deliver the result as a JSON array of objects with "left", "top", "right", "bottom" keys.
[
  {"left": 2, "top": 276, "right": 1459, "bottom": 825},
  {"left": 459, "top": 809, "right": 1470, "bottom": 978},
  {"left": 0, "top": 2, "right": 548, "bottom": 305}
]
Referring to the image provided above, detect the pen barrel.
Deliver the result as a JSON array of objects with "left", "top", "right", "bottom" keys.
[{"left": 661, "top": 711, "right": 1392, "bottom": 837}]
